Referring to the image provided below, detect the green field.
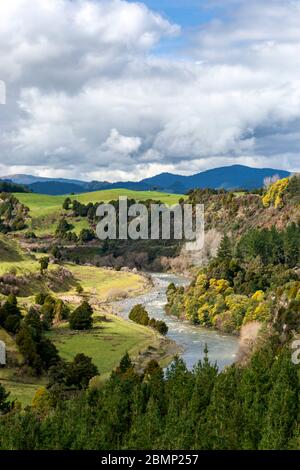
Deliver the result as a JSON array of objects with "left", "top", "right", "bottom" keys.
[
  {"left": 48, "top": 315, "right": 158, "bottom": 378},
  {"left": 0, "top": 234, "right": 24, "bottom": 262},
  {"left": 0, "top": 314, "right": 160, "bottom": 405},
  {"left": 65, "top": 264, "right": 146, "bottom": 300},
  {"left": 0, "top": 372, "right": 45, "bottom": 407},
  {"left": 17, "top": 189, "right": 183, "bottom": 217},
  {"left": 15, "top": 189, "right": 183, "bottom": 236}
]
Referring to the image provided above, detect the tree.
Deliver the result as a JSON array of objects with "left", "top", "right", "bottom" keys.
[
  {"left": 55, "top": 218, "right": 72, "bottom": 237},
  {"left": 53, "top": 299, "right": 70, "bottom": 323},
  {"left": 0, "top": 384, "right": 14, "bottom": 415},
  {"left": 259, "top": 348, "right": 298, "bottom": 449},
  {"left": 35, "top": 292, "right": 48, "bottom": 305},
  {"left": 69, "top": 301, "right": 93, "bottom": 330},
  {"left": 40, "top": 302, "right": 55, "bottom": 330},
  {"left": 66, "top": 353, "right": 98, "bottom": 389},
  {"left": 4, "top": 314, "right": 21, "bottom": 334},
  {"left": 62, "top": 197, "right": 72, "bottom": 211},
  {"left": 16, "top": 325, "right": 42, "bottom": 374},
  {"left": 0, "top": 294, "right": 22, "bottom": 333},
  {"left": 79, "top": 228, "right": 95, "bottom": 243},
  {"left": 129, "top": 304, "right": 149, "bottom": 326},
  {"left": 32, "top": 387, "right": 52, "bottom": 416},
  {"left": 51, "top": 245, "right": 62, "bottom": 260},
  {"left": 155, "top": 320, "right": 168, "bottom": 336},
  {"left": 37, "top": 337, "right": 60, "bottom": 369},
  {"left": 118, "top": 352, "right": 133, "bottom": 374},
  {"left": 39, "top": 257, "right": 49, "bottom": 275},
  {"left": 76, "top": 284, "right": 84, "bottom": 295},
  {"left": 284, "top": 222, "right": 300, "bottom": 267},
  {"left": 217, "top": 234, "right": 232, "bottom": 261},
  {"left": 143, "top": 359, "right": 163, "bottom": 380},
  {"left": 24, "top": 307, "right": 43, "bottom": 341}
]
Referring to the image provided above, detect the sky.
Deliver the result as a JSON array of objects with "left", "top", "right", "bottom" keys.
[{"left": 0, "top": 0, "right": 300, "bottom": 182}]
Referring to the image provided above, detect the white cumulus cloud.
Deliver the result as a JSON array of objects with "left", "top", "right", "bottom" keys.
[{"left": 0, "top": 0, "right": 299, "bottom": 180}]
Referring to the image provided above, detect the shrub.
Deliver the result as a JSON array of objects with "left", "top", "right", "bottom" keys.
[
  {"left": 155, "top": 320, "right": 168, "bottom": 336},
  {"left": 39, "top": 257, "right": 49, "bottom": 275},
  {"left": 69, "top": 301, "right": 93, "bottom": 330},
  {"left": 4, "top": 314, "right": 21, "bottom": 334},
  {"left": 79, "top": 229, "right": 95, "bottom": 243},
  {"left": 262, "top": 177, "right": 290, "bottom": 208},
  {"left": 129, "top": 304, "right": 149, "bottom": 326},
  {"left": 66, "top": 353, "right": 99, "bottom": 389}
]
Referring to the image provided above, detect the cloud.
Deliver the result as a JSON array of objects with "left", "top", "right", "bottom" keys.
[{"left": 0, "top": 0, "right": 300, "bottom": 181}]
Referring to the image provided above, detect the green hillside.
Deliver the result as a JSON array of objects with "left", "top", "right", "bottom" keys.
[
  {"left": 15, "top": 189, "right": 184, "bottom": 236},
  {"left": 16, "top": 189, "right": 183, "bottom": 216},
  {"left": 0, "top": 234, "right": 24, "bottom": 262}
]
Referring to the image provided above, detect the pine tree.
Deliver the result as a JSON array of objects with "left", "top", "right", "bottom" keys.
[
  {"left": 69, "top": 301, "right": 93, "bottom": 330},
  {"left": 259, "top": 348, "right": 298, "bottom": 449},
  {"left": 217, "top": 234, "right": 232, "bottom": 261}
]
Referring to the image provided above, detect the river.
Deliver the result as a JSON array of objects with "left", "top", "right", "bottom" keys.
[{"left": 114, "top": 272, "right": 239, "bottom": 371}]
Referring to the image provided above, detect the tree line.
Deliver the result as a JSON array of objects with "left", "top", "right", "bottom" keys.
[{"left": 0, "top": 336, "right": 298, "bottom": 450}]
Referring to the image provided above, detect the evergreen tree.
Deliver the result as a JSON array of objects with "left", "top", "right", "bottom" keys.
[
  {"left": 69, "top": 301, "right": 93, "bottom": 330},
  {"left": 0, "top": 384, "right": 14, "bottom": 415},
  {"left": 62, "top": 197, "right": 71, "bottom": 211},
  {"left": 39, "top": 257, "right": 49, "bottom": 275},
  {"left": 260, "top": 348, "right": 298, "bottom": 449},
  {"left": 217, "top": 234, "right": 232, "bottom": 261},
  {"left": 66, "top": 353, "right": 99, "bottom": 389},
  {"left": 118, "top": 352, "right": 133, "bottom": 374}
]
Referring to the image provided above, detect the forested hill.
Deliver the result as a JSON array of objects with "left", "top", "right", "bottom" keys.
[{"left": 166, "top": 175, "right": 300, "bottom": 335}]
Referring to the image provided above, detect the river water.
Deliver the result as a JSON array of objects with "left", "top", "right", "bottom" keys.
[{"left": 114, "top": 273, "right": 239, "bottom": 371}]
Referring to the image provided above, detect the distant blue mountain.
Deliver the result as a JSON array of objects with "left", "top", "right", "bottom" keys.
[
  {"left": 28, "top": 181, "right": 88, "bottom": 196},
  {"left": 0, "top": 165, "right": 291, "bottom": 195},
  {"left": 140, "top": 165, "right": 291, "bottom": 192},
  {"left": 0, "top": 173, "right": 86, "bottom": 187}
]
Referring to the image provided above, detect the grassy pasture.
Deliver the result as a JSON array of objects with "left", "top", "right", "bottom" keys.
[
  {"left": 0, "top": 234, "right": 24, "bottom": 262},
  {"left": 65, "top": 264, "right": 146, "bottom": 300},
  {"left": 48, "top": 314, "right": 157, "bottom": 378},
  {"left": 0, "top": 314, "right": 160, "bottom": 405},
  {"left": 17, "top": 189, "right": 183, "bottom": 217},
  {"left": 16, "top": 189, "right": 183, "bottom": 235}
]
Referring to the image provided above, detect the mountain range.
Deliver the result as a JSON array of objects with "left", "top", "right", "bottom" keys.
[{"left": 0, "top": 165, "right": 291, "bottom": 195}]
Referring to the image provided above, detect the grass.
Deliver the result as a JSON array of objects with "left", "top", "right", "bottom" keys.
[
  {"left": 0, "top": 262, "right": 151, "bottom": 404},
  {"left": 0, "top": 258, "right": 145, "bottom": 300},
  {"left": 16, "top": 189, "right": 184, "bottom": 235},
  {"left": 0, "top": 314, "right": 160, "bottom": 406},
  {"left": 0, "top": 367, "right": 47, "bottom": 407},
  {"left": 0, "top": 230, "right": 146, "bottom": 299},
  {"left": 17, "top": 189, "right": 183, "bottom": 217},
  {"left": 65, "top": 264, "right": 146, "bottom": 300},
  {"left": 48, "top": 314, "right": 158, "bottom": 377},
  {"left": 0, "top": 328, "right": 37, "bottom": 407},
  {"left": 0, "top": 234, "right": 24, "bottom": 262},
  {"left": 0, "top": 380, "right": 42, "bottom": 407},
  {"left": 32, "top": 216, "right": 90, "bottom": 236},
  {"left": 0, "top": 259, "right": 39, "bottom": 276}
]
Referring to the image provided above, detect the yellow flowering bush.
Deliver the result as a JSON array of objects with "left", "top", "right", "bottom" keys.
[
  {"left": 251, "top": 290, "right": 265, "bottom": 302},
  {"left": 262, "top": 177, "right": 290, "bottom": 208}
]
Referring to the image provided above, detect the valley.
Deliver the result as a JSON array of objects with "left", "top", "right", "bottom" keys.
[{"left": 0, "top": 174, "right": 299, "bottom": 449}]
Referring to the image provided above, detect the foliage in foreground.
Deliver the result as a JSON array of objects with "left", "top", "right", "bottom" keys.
[{"left": 0, "top": 339, "right": 299, "bottom": 450}]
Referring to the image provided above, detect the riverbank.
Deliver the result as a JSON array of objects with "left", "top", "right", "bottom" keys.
[{"left": 113, "top": 272, "right": 239, "bottom": 370}]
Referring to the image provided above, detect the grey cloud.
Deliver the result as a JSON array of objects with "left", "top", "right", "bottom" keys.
[{"left": 0, "top": 0, "right": 300, "bottom": 180}]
